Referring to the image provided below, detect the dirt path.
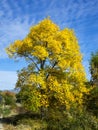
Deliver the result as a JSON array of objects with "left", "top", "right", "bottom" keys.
[
  {"left": 0, "top": 122, "right": 3, "bottom": 130},
  {"left": 0, "top": 116, "right": 3, "bottom": 130}
]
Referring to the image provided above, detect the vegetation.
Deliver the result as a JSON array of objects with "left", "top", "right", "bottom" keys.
[
  {"left": 90, "top": 51, "right": 98, "bottom": 86},
  {"left": 0, "top": 91, "right": 16, "bottom": 117},
  {"left": 87, "top": 51, "right": 98, "bottom": 117},
  {"left": 6, "top": 18, "right": 88, "bottom": 112},
  {"left": 0, "top": 18, "right": 97, "bottom": 129},
  {"left": 2, "top": 91, "right": 16, "bottom": 106}
]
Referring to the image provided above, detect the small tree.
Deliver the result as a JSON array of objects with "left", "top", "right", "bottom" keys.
[
  {"left": 6, "top": 18, "right": 88, "bottom": 116},
  {"left": 2, "top": 91, "right": 16, "bottom": 106},
  {"left": 0, "top": 91, "right": 12, "bottom": 117},
  {"left": 87, "top": 51, "right": 98, "bottom": 116},
  {"left": 90, "top": 51, "right": 98, "bottom": 87}
]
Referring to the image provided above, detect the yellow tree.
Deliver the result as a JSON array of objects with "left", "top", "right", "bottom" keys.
[{"left": 6, "top": 18, "right": 88, "bottom": 113}]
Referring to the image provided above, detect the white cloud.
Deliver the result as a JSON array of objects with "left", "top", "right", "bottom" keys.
[
  {"left": 0, "top": 17, "right": 34, "bottom": 58},
  {"left": 0, "top": 0, "right": 37, "bottom": 58},
  {"left": 0, "top": 0, "right": 97, "bottom": 82},
  {"left": 0, "top": 71, "right": 17, "bottom": 90}
]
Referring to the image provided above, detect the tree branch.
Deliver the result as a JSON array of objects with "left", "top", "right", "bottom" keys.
[
  {"left": 46, "top": 61, "right": 58, "bottom": 80},
  {"left": 26, "top": 55, "right": 40, "bottom": 71}
]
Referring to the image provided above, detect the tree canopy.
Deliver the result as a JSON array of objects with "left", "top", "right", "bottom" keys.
[{"left": 6, "top": 18, "right": 88, "bottom": 112}]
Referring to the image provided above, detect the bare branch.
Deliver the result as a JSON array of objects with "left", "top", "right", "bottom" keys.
[{"left": 26, "top": 55, "right": 40, "bottom": 71}]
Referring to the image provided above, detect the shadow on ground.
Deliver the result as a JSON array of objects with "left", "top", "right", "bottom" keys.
[{"left": 1, "top": 112, "right": 40, "bottom": 126}]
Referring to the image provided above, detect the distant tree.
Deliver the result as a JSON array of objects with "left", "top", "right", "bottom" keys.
[
  {"left": 0, "top": 91, "right": 2, "bottom": 102},
  {"left": 2, "top": 91, "right": 16, "bottom": 106},
  {"left": 87, "top": 51, "right": 98, "bottom": 116},
  {"left": 6, "top": 18, "right": 89, "bottom": 116},
  {"left": 90, "top": 51, "right": 98, "bottom": 86}
]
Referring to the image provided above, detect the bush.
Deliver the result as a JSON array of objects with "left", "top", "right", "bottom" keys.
[
  {"left": 3, "top": 91, "right": 16, "bottom": 106},
  {"left": 18, "top": 118, "right": 47, "bottom": 130},
  {"left": 87, "top": 87, "right": 98, "bottom": 117},
  {"left": 47, "top": 108, "right": 98, "bottom": 130}
]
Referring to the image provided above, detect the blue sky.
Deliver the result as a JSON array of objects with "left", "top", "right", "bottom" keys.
[{"left": 0, "top": 0, "right": 98, "bottom": 90}]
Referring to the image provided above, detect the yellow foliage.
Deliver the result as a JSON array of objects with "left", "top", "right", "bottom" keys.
[
  {"left": 33, "top": 46, "right": 48, "bottom": 60},
  {"left": 6, "top": 18, "right": 89, "bottom": 111}
]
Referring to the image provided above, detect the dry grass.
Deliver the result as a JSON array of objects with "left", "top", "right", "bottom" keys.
[
  {"left": 3, "top": 119, "right": 47, "bottom": 130},
  {"left": 2, "top": 111, "right": 47, "bottom": 130},
  {"left": 3, "top": 124, "right": 32, "bottom": 130}
]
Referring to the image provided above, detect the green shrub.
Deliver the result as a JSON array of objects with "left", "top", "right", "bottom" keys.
[
  {"left": 18, "top": 118, "right": 47, "bottom": 130},
  {"left": 47, "top": 108, "right": 98, "bottom": 130}
]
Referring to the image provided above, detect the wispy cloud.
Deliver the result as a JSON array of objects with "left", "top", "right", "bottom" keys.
[
  {"left": 0, "top": 0, "right": 37, "bottom": 58},
  {"left": 0, "top": 71, "right": 17, "bottom": 90},
  {"left": 42, "top": 0, "right": 98, "bottom": 26},
  {"left": 0, "top": 0, "right": 98, "bottom": 83},
  {"left": 0, "top": 18, "right": 32, "bottom": 58}
]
